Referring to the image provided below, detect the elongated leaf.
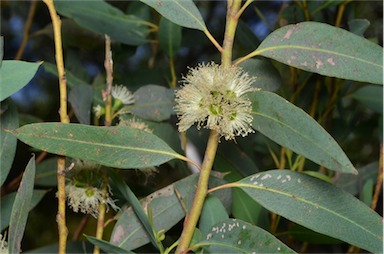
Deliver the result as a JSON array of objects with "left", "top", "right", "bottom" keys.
[
  {"left": 25, "top": 241, "right": 94, "bottom": 253},
  {"left": 34, "top": 158, "right": 57, "bottom": 187},
  {"left": 111, "top": 174, "right": 230, "bottom": 250},
  {"left": 238, "top": 58, "right": 281, "bottom": 92},
  {"left": 68, "top": 84, "right": 93, "bottom": 124},
  {"left": 111, "top": 173, "right": 159, "bottom": 250},
  {"left": 195, "top": 219, "right": 295, "bottom": 253},
  {"left": 130, "top": 85, "right": 175, "bottom": 121},
  {"left": 86, "top": 236, "right": 133, "bottom": 254},
  {"left": 159, "top": 17, "right": 182, "bottom": 58},
  {"left": 140, "top": 0, "right": 206, "bottom": 31},
  {"left": 236, "top": 170, "right": 383, "bottom": 253},
  {"left": 334, "top": 161, "right": 378, "bottom": 196},
  {"left": 43, "top": 62, "right": 89, "bottom": 88},
  {"left": 199, "top": 195, "right": 229, "bottom": 235},
  {"left": 111, "top": 174, "right": 197, "bottom": 250},
  {"left": 0, "top": 60, "right": 41, "bottom": 101},
  {"left": 232, "top": 188, "right": 265, "bottom": 226},
  {"left": 12, "top": 123, "right": 184, "bottom": 169},
  {"left": 253, "top": 22, "right": 383, "bottom": 84},
  {"left": 1, "top": 100, "right": 18, "bottom": 186},
  {"left": 348, "top": 19, "right": 370, "bottom": 37},
  {"left": 1, "top": 190, "right": 47, "bottom": 231},
  {"left": 55, "top": 0, "right": 150, "bottom": 45},
  {"left": 8, "top": 155, "right": 36, "bottom": 254},
  {"left": 348, "top": 85, "right": 383, "bottom": 113},
  {"left": 250, "top": 91, "right": 356, "bottom": 174}
]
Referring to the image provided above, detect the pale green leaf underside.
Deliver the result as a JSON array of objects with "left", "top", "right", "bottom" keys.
[
  {"left": 140, "top": 0, "right": 206, "bottom": 31},
  {"left": 12, "top": 123, "right": 182, "bottom": 169},
  {"left": 254, "top": 22, "right": 383, "bottom": 84},
  {"left": 237, "top": 170, "right": 383, "bottom": 253},
  {"left": 250, "top": 91, "right": 356, "bottom": 174}
]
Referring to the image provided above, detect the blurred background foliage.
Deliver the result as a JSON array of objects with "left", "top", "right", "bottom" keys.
[{"left": 1, "top": 0, "right": 382, "bottom": 252}]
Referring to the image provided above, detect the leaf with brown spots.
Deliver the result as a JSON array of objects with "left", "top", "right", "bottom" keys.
[
  {"left": 234, "top": 170, "right": 383, "bottom": 253},
  {"left": 239, "top": 22, "right": 383, "bottom": 84},
  {"left": 12, "top": 123, "right": 187, "bottom": 169}
]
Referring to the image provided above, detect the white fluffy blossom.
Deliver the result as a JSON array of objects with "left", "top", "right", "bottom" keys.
[
  {"left": 175, "top": 62, "right": 258, "bottom": 140},
  {"left": 111, "top": 85, "right": 135, "bottom": 105},
  {"left": 64, "top": 182, "right": 119, "bottom": 218},
  {"left": 0, "top": 234, "right": 8, "bottom": 254}
]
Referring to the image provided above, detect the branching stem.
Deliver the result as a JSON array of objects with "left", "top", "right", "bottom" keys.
[{"left": 43, "top": 1, "right": 69, "bottom": 253}]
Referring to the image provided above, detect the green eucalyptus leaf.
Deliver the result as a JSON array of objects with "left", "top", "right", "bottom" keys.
[
  {"left": 86, "top": 236, "right": 134, "bottom": 254},
  {"left": 231, "top": 188, "right": 266, "bottom": 226},
  {"left": 130, "top": 84, "right": 175, "bottom": 121},
  {"left": 43, "top": 62, "right": 89, "bottom": 88},
  {"left": 236, "top": 170, "right": 383, "bottom": 253},
  {"left": 0, "top": 60, "right": 41, "bottom": 101},
  {"left": 34, "top": 158, "right": 58, "bottom": 187},
  {"left": 111, "top": 174, "right": 230, "bottom": 251},
  {"left": 8, "top": 155, "right": 36, "bottom": 254},
  {"left": 12, "top": 123, "right": 184, "bottom": 169},
  {"left": 54, "top": 0, "right": 150, "bottom": 45},
  {"left": 284, "top": 224, "right": 342, "bottom": 245},
  {"left": 348, "top": 85, "right": 383, "bottom": 113},
  {"left": 348, "top": 19, "right": 370, "bottom": 37},
  {"left": 252, "top": 22, "right": 383, "bottom": 84},
  {"left": 196, "top": 219, "right": 295, "bottom": 253},
  {"left": 199, "top": 195, "right": 229, "bottom": 235},
  {"left": 334, "top": 161, "right": 378, "bottom": 196},
  {"left": 159, "top": 17, "right": 182, "bottom": 58},
  {"left": 238, "top": 58, "right": 281, "bottom": 92},
  {"left": 25, "top": 241, "right": 94, "bottom": 253},
  {"left": 140, "top": 0, "right": 206, "bottom": 31},
  {"left": 250, "top": 91, "right": 356, "bottom": 174},
  {"left": 1, "top": 189, "right": 47, "bottom": 231},
  {"left": 110, "top": 174, "right": 198, "bottom": 251},
  {"left": 111, "top": 173, "right": 159, "bottom": 250},
  {"left": 68, "top": 84, "right": 94, "bottom": 124},
  {"left": 1, "top": 100, "right": 18, "bottom": 186}
]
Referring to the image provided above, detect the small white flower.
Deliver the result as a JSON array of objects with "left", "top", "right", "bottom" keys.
[
  {"left": 111, "top": 85, "right": 135, "bottom": 105},
  {"left": 175, "top": 62, "right": 258, "bottom": 140},
  {"left": 64, "top": 182, "right": 119, "bottom": 218},
  {"left": 93, "top": 104, "right": 105, "bottom": 119},
  {"left": 0, "top": 234, "right": 8, "bottom": 254}
]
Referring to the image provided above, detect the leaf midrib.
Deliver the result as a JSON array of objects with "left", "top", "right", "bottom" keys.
[{"left": 237, "top": 182, "right": 381, "bottom": 241}]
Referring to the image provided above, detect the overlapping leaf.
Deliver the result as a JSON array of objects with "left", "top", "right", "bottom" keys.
[
  {"left": 195, "top": 219, "right": 295, "bottom": 253},
  {"left": 235, "top": 170, "right": 383, "bottom": 253},
  {"left": 250, "top": 91, "right": 356, "bottom": 174},
  {"left": 0, "top": 100, "right": 18, "bottom": 186},
  {"left": 55, "top": 0, "right": 151, "bottom": 45},
  {"left": 12, "top": 123, "right": 184, "bottom": 169},
  {"left": 0, "top": 60, "right": 41, "bottom": 101},
  {"left": 8, "top": 156, "right": 36, "bottom": 254},
  {"left": 140, "top": 0, "right": 206, "bottom": 31},
  {"left": 247, "top": 22, "right": 383, "bottom": 84}
]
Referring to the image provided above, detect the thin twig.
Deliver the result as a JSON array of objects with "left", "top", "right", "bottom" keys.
[
  {"left": 43, "top": 1, "right": 70, "bottom": 253},
  {"left": 15, "top": 0, "right": 37, "bottom": 60}
]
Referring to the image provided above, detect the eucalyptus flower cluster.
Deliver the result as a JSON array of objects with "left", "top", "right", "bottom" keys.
[
  {"left": 175, "top": 62, "right": 258, "bottom": 140},
  {"left": 0, "top": 234, "right": 8, "bottom": 254},
  {"left": 62, "top": 160, "right": 119, "bottom": 218}
]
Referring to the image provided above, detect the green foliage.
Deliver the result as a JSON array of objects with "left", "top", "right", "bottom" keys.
[
  {"left": 250, "top": 21, "right": 383, "bottom": 84},
  {"left": 249, "top": 91, "right": 356, "bottom": 174},
  {"left": 0, "top": 60, "right": 41, "bottom": 101},
  {"left": 12, "top": 123, "right": 183, "bottom": 169},
  {"left": 2, "top": 1, "right": 382, "bottom": 253}
]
